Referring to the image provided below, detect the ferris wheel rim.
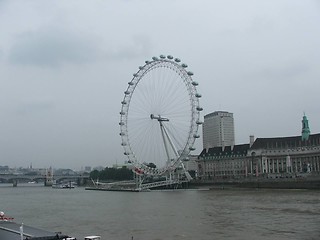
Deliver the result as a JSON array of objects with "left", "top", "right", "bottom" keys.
[{"left": 119, "top": 55, "right": 202, "bottom": 176}]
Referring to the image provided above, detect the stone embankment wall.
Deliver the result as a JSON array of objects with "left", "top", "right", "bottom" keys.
[{"left": 190, "top": 177, "right": 320, "bottom": 190}]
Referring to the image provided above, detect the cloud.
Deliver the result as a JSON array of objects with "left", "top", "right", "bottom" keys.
[
  {"left": 15, "top": 101, "right": 55, "bottom": 116},
  {"left": 0, "top": 48, "right": 3, "bottom": 60},
  {"left": 8, "top": 27, "right": 103, "bottom": 67},
  {"left": 259, "top": 63, "right": 309, "bottom": 80},
  {"left": 7, "top": 26, "right": 152, "bottom": 67},
  {"left": 105, "top": 35, "right": 152, "bottom": 61}
]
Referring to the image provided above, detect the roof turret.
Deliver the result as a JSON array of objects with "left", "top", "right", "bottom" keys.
[{"left": 302, "top": 114, "right": 310, "bottom": 141}]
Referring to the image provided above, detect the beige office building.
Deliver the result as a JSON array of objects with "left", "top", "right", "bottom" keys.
[{"left": 202, "top": 111, "right": 235, "bottom": 149}]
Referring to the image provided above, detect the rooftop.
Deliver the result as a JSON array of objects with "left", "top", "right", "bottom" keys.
[
  {"left": 251, "top": 133, "right": 320, "bottom": 149},
  {"left": 199, "top": 144, "right": 250, "bottom": 158}
]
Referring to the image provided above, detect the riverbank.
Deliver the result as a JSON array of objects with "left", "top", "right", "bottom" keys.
[{"left": 190, "top": 177, "right": 320, "bottom": 190}]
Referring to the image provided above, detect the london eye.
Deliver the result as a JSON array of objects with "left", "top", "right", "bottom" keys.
[{"left": 119, "top": 55, "right": 202, "bottom": 186}]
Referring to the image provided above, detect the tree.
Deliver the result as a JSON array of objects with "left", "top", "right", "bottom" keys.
[
  {"left": 90, "top": 167, "right": 133, "bottom": 181},
  {"left": 89, "top": 170, "right": 99, "bottom": 180}
]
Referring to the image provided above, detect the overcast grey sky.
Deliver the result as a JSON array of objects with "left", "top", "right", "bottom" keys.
[{"left": 0, "top": 0, "right": 319, "bottom": 170}]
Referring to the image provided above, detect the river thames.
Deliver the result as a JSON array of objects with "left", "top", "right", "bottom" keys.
[{"left": 0, "top": 184, "right": 319, "bottom": 240}]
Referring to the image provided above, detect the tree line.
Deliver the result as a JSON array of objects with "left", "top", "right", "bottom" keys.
[
  {"left": 90, "top": 167, "right": 133, "bottom": 181},
  {"left": 89, "top": 163, "right": 196, "bottom": 182}
]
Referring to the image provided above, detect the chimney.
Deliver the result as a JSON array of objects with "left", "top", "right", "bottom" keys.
[{"left": 249, "top": 135, "right": 255, "bottom": 147}]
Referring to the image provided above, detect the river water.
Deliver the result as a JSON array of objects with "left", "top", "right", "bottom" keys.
[{"left": 0, "top": 184, "right": 319, "bottom": 240}]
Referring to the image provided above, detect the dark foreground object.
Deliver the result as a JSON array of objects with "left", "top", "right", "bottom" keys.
[{"left": 0, "top": 221, "right": 70, "bottom": 240}]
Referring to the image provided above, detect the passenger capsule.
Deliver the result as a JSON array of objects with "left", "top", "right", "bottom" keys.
[
  {"left": 189, "top": 147, "right": 196, "bottom": 151},
  {"left": 128, "top": 81, "right": 134, "bottom": 85},
  {"left": 167, "top": 55, "right": 173, "bottom": 59},
  {"left": 124, "top": 91, "right": 130, "bottom": 95},
  {"left": 187, "top": 71, "right": 194, "bottom": 76},
  {"left": 120, "top": 111, "right": 125, "bottom": 115},
  {"left": 195, "top": 93, "right": 202, "bottom": 98},
  {"left": 152, "top": 56, "right": 159, "bottom": 61},
  {"left": 145, "top": 60, "right": 150, "bottom": 64},
  {"left": 121, "top": 100, "right": 127, "bottom": 105},
  {"left": 121, "top": 142, "right": 127, "bottom": 146},
  {"left": 193, "top": 134, "right": 200, "bottom": 138},
  {"left": 120, "top": 132, "right": 125, "bottom": 136},
  {"left": 196, "top": 120, "right": 203, "bottom": 125},
  {"left": 181, "top": 63, "right": 188, "bottom": 68},
  {"left": 196, "top": 106, "right": 203, "bottom": 111},
  {"left": 160, "top": 55, "right": 166, "bottom": 59},
  {"left": 192, "top": 81, "right": 199, "bottom": 86},
  {"left": 139, "top": 66, "right": 143, "bottom": 70},
  {"left": 119, "top": 122, "right": 124, "bottom": 126},
  {"left": 174, "top": 58, "right": 181, "bottom": 62},
  {"left": 124, "top": 152, "right": 129, "bottom": 155},
  {"left": 133, "top": 73, "right": 138, "bottom": 77}
]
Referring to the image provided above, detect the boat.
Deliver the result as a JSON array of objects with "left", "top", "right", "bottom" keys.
[
  {"left": 0, "top": 211, "right": 100, "bottom": 240},
  {"left": 52, "top": 181, "right": 76, "bottom": 189},
  {"left": 85, "top": 236, "right": 101, "bottom": 240}
]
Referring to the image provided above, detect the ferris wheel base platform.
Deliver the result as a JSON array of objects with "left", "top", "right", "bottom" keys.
[
  {"left": 85, "top": 187, "right": 145, "bottom": 192},
  {"left": 85, "top": 179, "right": 190, "bottom": 192}
]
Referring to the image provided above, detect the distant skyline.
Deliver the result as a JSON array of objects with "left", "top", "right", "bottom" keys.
[{"left": 0, "top": 0, "right": 319, "bottom": 170}]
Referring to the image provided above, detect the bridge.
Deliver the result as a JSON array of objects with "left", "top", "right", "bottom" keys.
[{"left": 0, "top": 173, "right": 90, "bottom": 187}]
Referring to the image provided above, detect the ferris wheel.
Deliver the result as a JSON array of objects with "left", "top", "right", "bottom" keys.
[{"left": 119, "top": 55, "right": 203, "bottom": 177}]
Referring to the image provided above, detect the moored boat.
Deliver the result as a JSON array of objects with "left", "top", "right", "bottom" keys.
[{"left": 52, "top": 181, "right": 76, "bottom": 189}]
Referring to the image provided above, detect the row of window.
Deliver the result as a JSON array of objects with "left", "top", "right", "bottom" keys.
[{"left": 200, "top": 157, "right": 320, "bottom": 177}]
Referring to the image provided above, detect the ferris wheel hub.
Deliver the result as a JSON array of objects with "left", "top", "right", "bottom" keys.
[{"left": 150, "top": 114, "right": 169, "bottom": 122}]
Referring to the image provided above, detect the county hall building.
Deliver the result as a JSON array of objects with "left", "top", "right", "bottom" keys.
[{"left": 197, "top": 115, "right": 320, "bottom": 179}]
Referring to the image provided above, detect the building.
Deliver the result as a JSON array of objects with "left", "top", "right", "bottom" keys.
[
  {"left": 84, "top": 166, "right": 92, "bottom": 172},
  {"left": 112, "top": 161, "right": 132, "bottom": 169},
  {"left": 183, "top": 155, "right": 198, "bottom": 172},
  {"left": 197, "top": 115, "right": 320, "bottom": 180},
  {"left": 248, "top": 133, "right": 320, "bottom": 177},
  {"left": 202, "top": 111, "right": 235, "bottom": 150},
  {"left": 198, "top": 144, "right": 250, "bottom": 179}
]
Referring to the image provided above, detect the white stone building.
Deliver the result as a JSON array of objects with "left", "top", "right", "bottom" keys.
[{"left": 197, "top": 115, "right": 320, "bottom": 180}]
